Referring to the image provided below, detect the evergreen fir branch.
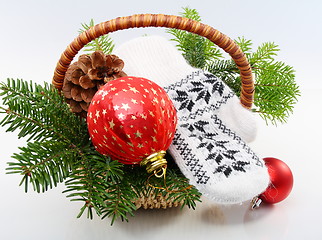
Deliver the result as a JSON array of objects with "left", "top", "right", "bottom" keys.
[
  {"left": 64, "top": 160, "right": 111, "bottom": 220},
  {"left": 178, "top": 7, "right": 202, "bottom": 21},
  {"left": 63, "top": 148, "right": 136, "bottom": 225},
  {"left": 122, "top": 164, "right": 151, "bottom": 198},
  {"left": 6, "top": 140, "right": 78, "bottom": 192},
  {"left": 235, "top": 37, "right": 253, "bottom": 57},
  {"left": 250, "top": 42, "right": 280, "bottom": 65},
  {"left": 167, "top": 7, "right": 222, "bottom": 69},
  {"left": 252, "top": 60, "right": 300, "bottom": 124},
  {"left": 0, "top": 78, "right": 91, "bottom": 192},
  {"left": 79, "top": 19, "right": 115, "bottom": 54},
  {"left": 204, "top": 37, "right": 299, "bottom": 124},
  {"left": 164, "top": 169, "right": 202, "bottom": 210},
  {"left": 101, "top": 181, "right": 137, "bottom": 225},
  {"left": 0, "top": 78, "right": 88, "bottom": 144}
]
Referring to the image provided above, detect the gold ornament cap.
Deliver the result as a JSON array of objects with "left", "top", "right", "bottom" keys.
[{"left": 140, "top": 151, "right": 167, "bottom": 178}]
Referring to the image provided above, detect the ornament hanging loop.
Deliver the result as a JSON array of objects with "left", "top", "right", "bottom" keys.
[
  {"left": 154, "top": 166, "right": 167, "bottom": 178},
  {"left": 141, "top": 150, "right": 167, "bottom": 178}
]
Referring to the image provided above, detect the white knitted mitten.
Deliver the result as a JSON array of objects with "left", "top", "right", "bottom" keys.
[
  {"left": 114, "top": 36, "right": 269, "bottom": 204},
  {"left": 115, "top": 36, "right": 257, "bottom": 143}
]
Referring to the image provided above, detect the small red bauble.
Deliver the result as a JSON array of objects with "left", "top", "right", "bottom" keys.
[
  {"left": 259, "top": 157, "right": 294, "bottom": 204},
  {"left": 87, "top": 76, "right": 177, "bottom": 165}
]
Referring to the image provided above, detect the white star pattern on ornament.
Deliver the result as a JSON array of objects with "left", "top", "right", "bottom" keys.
[
  {"left": 95, "top": 110, "right": 100, "bottom": 118},
  {"left": 88, "top": 112, "right": 93, "bottom": 119},
  {"left": 129, "top": 87, "right": 139, "bottom": 93},
  {"left": 121, "top": 103, "right": 130, "bottom": 111},
  {"left": 131, "top": 99, "right": 138, "bottom": 104},
  {"left": 151, "top": 88, "right": 157, "bottom": 95},
  {"left": 109, "top": 120, "right": 115, "bottom": 129},
  {"left": 114, "top": 105, "right": 120, "bottom": 110},
  {"left": 134, "top": 130, "right": 143, "bottom": 138},
  {"left": 102, "top": 109, "right": 107, "bottom": 115},
  {"left": 153, "top": 97, "right": 159, "bottom": 104},
  {"left": 101, "top": 90, "right": 108, "bottom": 99},
  {"left": 118, "top": 113, "right": 125, "bottom": 119},
  {"left": 140, "top": 114, "right": 147, "bottom": 120},
  {"left": 151, "top": 136, "right": 157, "bottom": 142},
  {"left": 93, "top": 118, "right": 97, "bottom": 124},
  {"left": 111, "top": 87, "right": 116, "bottom": 91},
  {"left": 149, "top": 111, "right": 155, "bottom": 117}
]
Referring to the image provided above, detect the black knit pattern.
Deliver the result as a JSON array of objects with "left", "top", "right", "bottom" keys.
[{"left": 165, "top": 71, "right": 263, "bottom": 183}]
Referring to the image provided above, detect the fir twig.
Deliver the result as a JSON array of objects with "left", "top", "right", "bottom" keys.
[
  {"left": 167, "top": 7, "right": 300, "bottom": 124},
  {"left": 79, "top": 19, "right": 115, "bottom": 54},
  {"left": 7, "top": 141, "right": 78, "bottom": 192},
  {"left": 0, "top": 78, "right": 89, "bottom": 192},
  {"left": 167, "top": 7, "right": 222, "bottom": 69},
  {"left": 165, "top": 169, "right": 202, "bottom": 210}
]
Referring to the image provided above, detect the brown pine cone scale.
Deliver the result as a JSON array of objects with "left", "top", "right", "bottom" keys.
[{"left": 62, "top": 51, "right": 127, "bottom": 117}]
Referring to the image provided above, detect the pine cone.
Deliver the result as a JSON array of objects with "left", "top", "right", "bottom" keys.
[{"left": 62, "top": 51, "right": 127, "bottom": 116}]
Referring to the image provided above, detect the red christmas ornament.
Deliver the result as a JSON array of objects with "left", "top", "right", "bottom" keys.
[
  {"left": 259, "top": 157, "right": 294, "bottom": 204},
  {"left": 87, "top": 76, "right": 177, "bottom": 173}
]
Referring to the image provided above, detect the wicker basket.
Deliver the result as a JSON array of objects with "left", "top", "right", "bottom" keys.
[{"left": 52, "top": 14, "right": 254, "bottom": 209}]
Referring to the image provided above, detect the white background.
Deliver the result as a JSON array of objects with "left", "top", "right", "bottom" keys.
[{"left": 0, "top": 0, "right": 321, "bottom": 239}]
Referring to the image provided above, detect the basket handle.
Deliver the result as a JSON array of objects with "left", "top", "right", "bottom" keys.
[{"left": 52, "top": 14, "right": 254, "bottom": 108}]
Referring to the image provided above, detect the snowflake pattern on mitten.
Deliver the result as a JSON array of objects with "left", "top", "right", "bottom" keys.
[{"left": 164, "top": 70, "right": 269, "bottom": 204}]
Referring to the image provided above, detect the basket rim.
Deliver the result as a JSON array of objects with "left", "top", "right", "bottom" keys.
[{"left": 52, "top": 14, "right": 254, "bottom": 109}]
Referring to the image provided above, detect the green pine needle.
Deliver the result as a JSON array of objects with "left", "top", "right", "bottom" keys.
[
  {"left": 167, "top": 7, "right": 222, "bottom": 69},
  {"left": 7, "top": 140, "right": 77, "bottom": 193},
  {"left": 79, "top": 19, "right": 115, "bottom": 54}
]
